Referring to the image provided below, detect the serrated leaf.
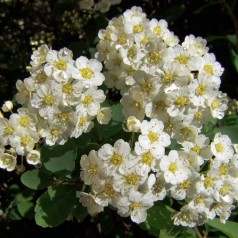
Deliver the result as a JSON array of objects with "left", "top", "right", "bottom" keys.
[
  {"left": 21, "top": 169, "right": 53, "bottom": 190},
  {"left": 41, "top": 140, "right": 77, "bottom": 176},
  {"left": 35, "top": 185, "right": 76, "bottom": 227},
  {"left": 208, "top": 218, "right": 238, "bottom": 238}
]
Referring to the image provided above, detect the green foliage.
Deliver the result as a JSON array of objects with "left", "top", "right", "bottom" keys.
[
  {"left": 35, "top": 184, "right": 76, "bottom": 227},
  {"left": 208, "top": 219, "right": 238, "bottom": 238},
  {"left": 41, "top": 140, "right": 77, "bottom": 176}
]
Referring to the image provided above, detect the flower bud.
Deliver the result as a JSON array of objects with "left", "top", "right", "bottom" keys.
[
  {"left": 2, "top": 101, "right": 13, "bottom": 112},
  {"left": 126, "top": 116, "right": 141, "bottom": 132}
]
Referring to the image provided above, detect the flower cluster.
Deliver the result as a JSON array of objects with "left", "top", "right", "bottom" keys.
[
  {"left": 0, "top": 45, "right": 109, "bottom": 171},
  {"left": 96, "top": 6, "right": 228, "bottom": 143},
  {"left": 80, "top": 117, "right": 238, "bottom": 226},
  {"left": 79, "top": 0, "right": 121, "bottom": 13}
]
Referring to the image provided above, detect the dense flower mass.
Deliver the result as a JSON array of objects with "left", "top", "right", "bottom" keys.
[
  {"left": 0, "top": 45, "right": 109, "bottom": 170},
  {"left": 1, "top": 5, "right": 238, "bottom": 230},
  {"left": 96, "top": 6, "right": 227, "bottom": 142}
]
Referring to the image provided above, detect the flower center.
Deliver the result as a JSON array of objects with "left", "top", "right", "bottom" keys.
[
  {"left": 176, "top": 55, "right": 189, "bottom": 65},
  {"left": 153, "top": 26, "right": 161, "bottom": 35},
  {"left": 81, "top": 68, "right": 93, "bottom": 79},
  {"left": 54, "top": 60, "right": 67, "bottom": 71},
  {"left": 83, "top": 95, "right": 93, "bottom": 106},
  {"left": 133, "top": 24, "right": 143, "bottom": 33},
  {"left": 203, "top": 65, "right": 214, "bottom": 75},
  {"left": 204, "top": 176, "right": 214, "bottom": 188},
  {"left": 141, "top": 151, "right": 154, "bottom": 166},
  {"left": 125, "top": 173, "right": 139, "bottom": 186},
  {"left": 111, "top": 153, "right": 123, "bottom": 166},
  {"left": 215, "top": 143, "right": 224, "bottom": 153},
  {"left": 21, "top": 136, "right": 31, "bottom": 146},
  {"left": 43, "top": 95, "right": 55, "bottom": 106},
  {"left": 88, "top": 165, "right": 98, "bottom": 175},
  {"left": 148, "top": 51, "right": 160, "bottom": 64},
  {"left": 219, "top": 164, "right": 229, "bottom": 175},
  {"left": 62, "top": 83, "right": 73, "bottom": 94},
  {"left": 19, "top": 116, "right": 30, "bottom": 127},
  {"left": 196, "top": 84, "right": 207, "bottom": 96},
  {"left": 148, "top": 131, "right": 159, "bottom": 142},
  {"left": 175, "top": 96, "right": 188, "bottom": 107},
  {"left": 169, "top": 162, "right": 178, "bottom": 174},
  {"left": 4, "top": 125, "right": 14, "bottom": 135}
]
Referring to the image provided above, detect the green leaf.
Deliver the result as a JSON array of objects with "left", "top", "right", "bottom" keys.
[
  {"left": 139, "top": 203, "right": 175, "bottom": 236},
  {"left": 72, "top": 203, "right": 88, "bottom": 221},
  {"left": 21, "top": 169, "right": 53, "bottom": 190},
  {"left": 35, "top": 185, "right": 76, "bottom": 227},
  {"left": 41, "top": 140, "right": 77, "bottom": 176},
  {"left": 214, "top": 125, "right": 238, "bottom": 143},
  {"left": 17, "top": 201, "right": 34, "bottom": 217},
  {"left": 208, "top": 218, "right": 238, "bottom": 238},
  {"left": 95, "top": 103, "right": 125, "bottom": 139},
  {"left": 231, "top": 49, "right": 238, "bottom": 74}
]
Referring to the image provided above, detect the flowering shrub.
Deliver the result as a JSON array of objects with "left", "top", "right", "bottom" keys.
[{"left": 1, "top": 3, "right": 238, "bottom": 238}]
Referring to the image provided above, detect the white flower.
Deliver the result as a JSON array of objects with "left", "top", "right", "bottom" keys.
[
  {"left": 210, "top": 132, "right": 234, "bottom": 160},
  {"left": 79, "top": 192, "right": 104, "bottom": 216},
  {"left": 125, "top": 116, "right": 141, "bottom": 132},
  {"left": 138, "top": 118, "right": 171, "bottom": 154},
  {"left": 160, "top": 150, "right": 191, "bottom": 185},
  {"left": 77, "top": 87, "right": 106, "bottom": 117},
  {"left": 116, "top": 190, "right": 154, "bottom": 224},
  {"left": 97, "top": 107, "right": 112, "bottom": 124},
  {"left": 98, "top": 139, "right": 131, "bottom": 176},
  {"left": 0, "top": 151, "right": 17, "bottom": 172},
  {"left": 1, "top": 101, "right": 13, "bottom": 112},
  {"left": 80, "top": 150, "right": 104, "bottom": 186},
  {"left": 121, "top": 87, "right": 146, "bottom": 120},
  {"left": 26, "top": 150, "right": 41, "bottom": 165},
  {"left": 72, "top": 56, "right": 105, "bottom": 87},
  {"left": 30, "top": 44, "right": 49, "bottom": 71},
  {"left": 44, "top": 48, "right": 74, "bottom": 83},
  {"left": 182, "top": 35, "right": 208, "bottom": 57}
]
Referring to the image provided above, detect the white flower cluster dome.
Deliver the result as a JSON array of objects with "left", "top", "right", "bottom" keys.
[
  {"left": 96, "top": 6, "right": 228, "bottom": 143},
  {"left": 0, "top": 45, "right": 109, "bottom": 171}
]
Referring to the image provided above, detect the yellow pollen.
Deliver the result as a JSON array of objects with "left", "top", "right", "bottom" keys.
[
  {"left": 81, "top": 68, "right": 93, "bottom": 79},
  {"left": 118, "top": 37, "right": 127, "bottom": 45},
  {"left": 127, "top": 48, "right": 136, "bottom": 59},
  {"left": 19, "top": 116, "right": 30, "bottom": 128},
  {"left": 203, "top": 65, "right": 214, "bottom": 75},
  {"left": 36, "top": 72, "right": 47, "bottom": 83},
  {"left": 219, "top": 164, "right": 229, "bottom": 175},
  {"left": 179, "top": 179, "right": 191, "bottom": 189},
  {"left": 163, "top": 73, "right": 174, "bottom": 84},
  {"left": 125, "top": 173, "right": 139, "bottom": 186},
  {"left": 113, "top": 58, "right": 121, "bottom": 66},
  {"left": 142, "top": 82, "right": 153, "bottom": 93},
  {"left": 191, "top": 145, "right": 201, "bottom": 155},
  {"left": 1, "top": 155, "right": 14, "bottom": 166},
  {"left": 4, "top": 125, "right": 14, "bottom": 135},
  {"left": 54, "top": 60, "right": 67, "bottom": 71},
  {"left": 141, "top": 151, "right": 154, "bottom": 166},
  {"left": 211, "top": 203, "right": 220, "bottom": 210},
  {"left": 111, "top": 153, "right": 123, "bottom": 166},
  {"left": 59, "top": 112, "right": 70, "bottom": 121},
  {"left": 211, "top": 99, "right": 220, "bottom": 109},
  {"left": 204, "top": 176, "right": 214, "bottom": 188},
  {"left": 127, "top": 67, "right": 135, "bottom": 76},
  {"left": 181, "top": 127, "right": 191, "bottom": 137},
  {"left": 155, "top": 101, "right": 166, "bottom": 111},
  {"left": 43, "top": 95, "right": 55, "bottom": 106},
  {"left": 196, "top": 84, "right": 207, "bottom": 96},
  {"left": 148, "top": 131, "right": 159, "bottom": 142},
  {"left": 104, "top": 32, "right": 111, "bottom": 41},
  {"left": 148, "top": 51, "right": 160, "bottom": 64},
  {"left": 153, "top": 26, "right": 161, "bottom": 35},
  {"left": 62, "top": 84, "right": 73, "bottom": 94},
  {"left": 194, "top": 111, "right": 203, "bottom": 121},
  {"left": 79, "top": 117, "right": 87, "bottom": 126},
  {"left": 21, "top": 136, "right": 31, "bottom": 146},
  {"left": 215, "top": 143, "right": 224, "bottom": 153},
  {"left": 51, "top": 128, "right": 60, "bottom": 137},
  {"left": 176, "top": 55, "right": 189, "bottom": 65},
  {"left": 28, "top": 153, "right": 39, "bottom": 162},
  {"left": 88, "top": 165, "right": 97, "bottom": 175},
  {"left": 153, "top": 179, "right": 162, "bottom": 189},
  {"left": 169, "top": 162, "right": 178, "bottom": 174},
  {"left": 220, "top": 185, "right": 229, "bottom": 195},
  {"left": 83, "top": 95, "right": 93, "bottom": 106},
  {"left": 130, "top": 202, "right": 141, "bottom": 210},
  {"left": 103, "top": 183, "right": 115, "bottom": 197},
  {"left": 175, "top": 96, "right": 188, "bottom": 107},
  {"left": 196, "top": 197, "right": 205, "bottom": 204},
  {"left": 141, "top": 37, "right": 149, "bottom": 46},
  {"left": 133, "top": 24, "right": 143, "bottom": 33}
]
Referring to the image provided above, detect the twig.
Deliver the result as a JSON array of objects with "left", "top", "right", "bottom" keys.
[{"left": 194, "top": 226, "right": 203, "bottom": 238}]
